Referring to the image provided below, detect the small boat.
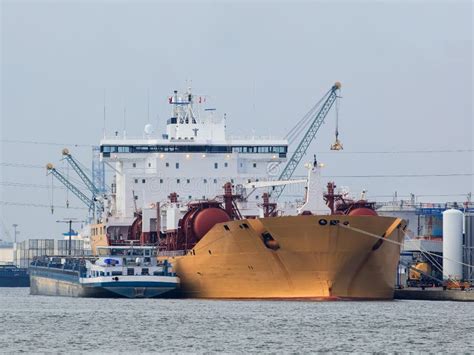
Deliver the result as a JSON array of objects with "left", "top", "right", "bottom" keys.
[{"left": 29, "top": 246, "right": 179, "bottom": 298}]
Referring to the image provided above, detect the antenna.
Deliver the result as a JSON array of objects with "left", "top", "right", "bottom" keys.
[
  {"left": 147, "top": 89, "right": 150, "bottom": 123},
  {"left": 123, "top": 106, "right": 127, "bottom": 138},
  {"left": 103, "top": 89, "right": 106, "bottom": 138}
]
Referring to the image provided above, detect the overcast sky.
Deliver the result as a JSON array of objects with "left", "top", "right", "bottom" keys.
[{"left": 1, "top": 0, "right": 472, "bottom": 240}]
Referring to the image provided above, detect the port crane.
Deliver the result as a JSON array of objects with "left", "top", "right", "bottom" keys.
[
  {"left": 62, "top": 148, "right": 101, "bottom": 197},
  {"left": 271, "top": 82, "right": 342, "bottom": 199},
  {"left": 46, "top": 163, "right": 104, "bottom": 218}
]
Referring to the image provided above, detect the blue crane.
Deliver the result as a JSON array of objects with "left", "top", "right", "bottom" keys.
[
  {"left": 272, "top": 82, "right": 342, "bottom": 199},
  {"left": 62, "top": 148, "right": 100, "bottom": 196},
  {"left": 46, "top": 163, "right": 104, "bottom": 216}
]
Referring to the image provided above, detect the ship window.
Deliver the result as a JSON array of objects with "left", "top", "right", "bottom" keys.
[
  {"left": 253, "top": 163, "right": 257, "bottom": 168},
  {"left": 247, "top": 179, "right": 251, "bottom": 183},
  {"left": 177, "top": 179, "right": 180, "bottom": 184},
  {"left": 176, "top": 162, "right": 180, "bottom": 169},
  {"left": 231, "top": 179, "right": 234, "bottom": 183},
  {"left": 127, "top": 268, "right": 134, "bottom": 276},
  {"left": 242, "top": 223, "right": 249, "bottom": 229},
  {"left": 148, "top": 163, "right": 151, "bottom": 167},
  {"left": 142, "top": 179, "right": 146, "bottom": 183},
  {"left": 187, "top": 179, "right": 190, "bottom": 183},
  {"left": 224, "top": 225, "right": 230, "bottom": 231},
  {"left": 214, "top": 179, "right": 217, "bottom": 184},
  {"left": 166, "top": 162, "right": 169, "bottom": 167},
  {"left": 224, "top": 162, "right": 228, "bottom": 167},
  {"left": 141, "top": 268, "right": 149, "bottom": 275},
  {"left": 134, "top": 179, "right": 138, "bottom": 184},
  {"left": 188, "top": 195, "right": 192, "bottom": 199},
  {"left": 132, "top": 163, "right": 136, "bottom": 168},
  {"left": 160, "top": 179, "right": 163, "bottom": 183},
  {"left": 203, "top": 179, "right": 207, "bottom": 183},
  {"left": 214, "top": 163, "right": 218, "bottom": 169}
]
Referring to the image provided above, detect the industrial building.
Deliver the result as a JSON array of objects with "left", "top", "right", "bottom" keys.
[{"left": 378, "top": 199, "right": 474, "bottom": 286}]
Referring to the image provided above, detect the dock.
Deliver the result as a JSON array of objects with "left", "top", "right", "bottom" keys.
[{"left": 394, "top": 288, "right": 474, "bottom": 302}]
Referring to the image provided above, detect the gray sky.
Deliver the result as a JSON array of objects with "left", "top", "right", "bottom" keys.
[{"left": 1, "top": 0, "right": 472, "bottom": 240}]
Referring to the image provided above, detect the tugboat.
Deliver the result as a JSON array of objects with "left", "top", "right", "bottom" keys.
[
  {"left": 29, "top": 246, "right": 179, "bottom": 298},
  {"left": 0, "top": 264, "right": 30, "bottom": 287}
]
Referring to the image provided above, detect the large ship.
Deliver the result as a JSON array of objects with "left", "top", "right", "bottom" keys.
[{"left": 50, "top": 83, "right": 406, "bottom": 300}]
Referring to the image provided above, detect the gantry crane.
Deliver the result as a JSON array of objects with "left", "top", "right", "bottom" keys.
[{"left": 272, "top": 82, "right": 342, "bottom": 199}]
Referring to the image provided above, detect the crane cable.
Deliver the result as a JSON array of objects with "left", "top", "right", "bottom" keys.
[
  {"left": 285, "top": 88, "right": 332, "bottom": 145},
  {"left": 334, "top": 94, "right": 340, "bottom": 141}
]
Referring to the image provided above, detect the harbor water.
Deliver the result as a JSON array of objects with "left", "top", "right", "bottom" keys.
[{"left": 1, "top": 288, "right": 473, "bottom": 353}]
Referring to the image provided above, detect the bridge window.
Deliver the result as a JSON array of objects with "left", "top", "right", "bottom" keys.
[{"left": 101, "top": 144, "right": 287, "bottom": 155}]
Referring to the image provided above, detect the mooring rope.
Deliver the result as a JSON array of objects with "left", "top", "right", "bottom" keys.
[{"left": 338, "top": 223, "right": 474, "bottom": 269}]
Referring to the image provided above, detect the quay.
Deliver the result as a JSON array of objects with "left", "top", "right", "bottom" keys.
[{"left": 395, "top": 288, "right": 474, "bottom": 302}]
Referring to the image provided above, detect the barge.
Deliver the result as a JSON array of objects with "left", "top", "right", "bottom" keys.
[{"left": 29, "top": 246, "right": 179, "bottom": 298}]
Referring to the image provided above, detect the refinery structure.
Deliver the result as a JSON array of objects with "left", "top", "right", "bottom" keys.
[{"left": 2, "top": 83, "right": 473, "bottom": 298}]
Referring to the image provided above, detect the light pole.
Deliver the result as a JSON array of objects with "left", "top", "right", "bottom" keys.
[
  {"left": 12, "top": 224, "right": 18, "bottom": 266},
  {"left": 56, "top": 219, "right": 80, "bottom": 256}
]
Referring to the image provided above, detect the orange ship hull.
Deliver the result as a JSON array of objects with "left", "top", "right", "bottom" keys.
[{"left": 171, "top": 215, "right": 405, "bottom": 300}]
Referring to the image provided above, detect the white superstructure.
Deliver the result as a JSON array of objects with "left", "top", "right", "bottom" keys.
[{"left": 100, "top": 88, "right": 288, "bottom": 223}]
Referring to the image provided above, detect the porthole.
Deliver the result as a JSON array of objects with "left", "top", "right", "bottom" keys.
[{"left": 319, "top": 219, "right": 328, "bottom": 226}]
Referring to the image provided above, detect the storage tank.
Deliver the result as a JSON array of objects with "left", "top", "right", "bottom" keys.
[{"left": 442, "top": 209, "right": 464, "bottom": 280}]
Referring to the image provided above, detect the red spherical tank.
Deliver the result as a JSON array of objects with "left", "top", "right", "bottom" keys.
[
  {"left": 193, "top": 208, "right": 231, "bottom": 240},
  {"left": 348, "top": 207, "right": 378, "bottom": 216}
]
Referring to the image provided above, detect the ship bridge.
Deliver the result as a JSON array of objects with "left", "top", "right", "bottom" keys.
[{"left": 99, "top": 88, "right": 288, "bottom": 219}]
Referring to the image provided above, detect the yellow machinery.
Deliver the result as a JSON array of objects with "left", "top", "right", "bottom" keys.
[{"left": 409, "top": 262, "right": 431, "bottom": 281}]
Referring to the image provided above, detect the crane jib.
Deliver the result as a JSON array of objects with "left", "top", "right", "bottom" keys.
[{"left": 272, "top": 84, "right": 340, "bottom": 199}]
